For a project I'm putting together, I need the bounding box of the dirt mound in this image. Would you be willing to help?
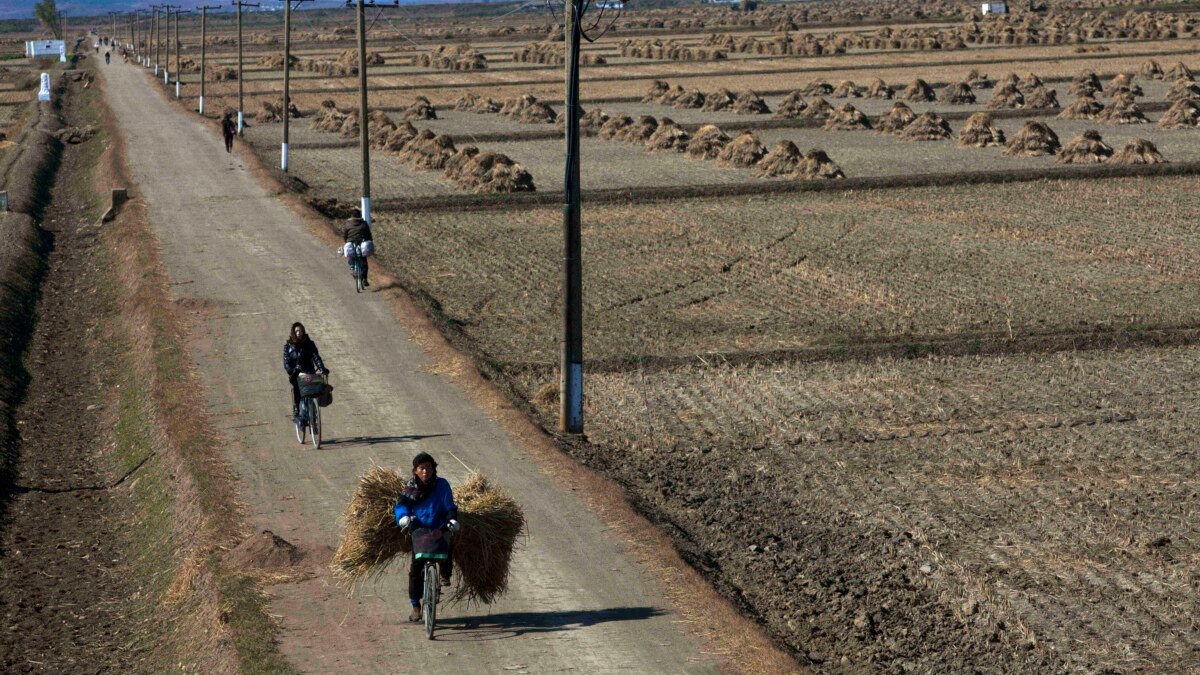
[225,530,304,571]
[701,88,738,112]
[1157,99,1200,129]
[865,78,894,99]
[450,151,536,193]
[716,130,768,167]
[1165,61,1195,82]
[402,96,437,121]
[1140,59,1164,80]
[616,115,658,144]
[733,91,770,114]
[255,99,301,123]
[902,78,936,102]
[398,129,456,169]
[797,148,845,179]
[598,115,634,140]
[1097,95,1148,124]
[798,96,834,120]
[1057,129,1113,164]
[773,92,808,118]
[1024,86,1059,109]
[801,80,834,96]
[1057,94,1103,120]
[1166,79,1200,102]
[672,89,707,109]
[876,101,916,134]
[899,112,952,141]
[824,103,872,130]
[1003,120,1061,156]
[957,112,1005,147]
[685,124,731,159]
[1069,71,1102,97]
[831,80,862,98]
[987,83,1024,109]
[645,117,690,151]
[754,140,802,177]
[942,82,975,104]
[1111,138,1166,164]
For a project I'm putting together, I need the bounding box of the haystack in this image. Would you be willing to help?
[1056,129,1112,164]
[801,80,834,95]
[1003,121,1060,156]
[957,112,1005,147]
[987,83,1024,109]
[1165,62,1195,82]
[796,149,845,179]
[1107,73,1142,98]
[1057,94,1103,120]
[798,97,834,120]
[716,130,768,167]
[1157,98,1200,129]
[773,92,808,118]
[398,129,456,169]
[701,88,738,112]
[454,93,483,112]
[598,115,634,140]
[310,100,347,132]
[672,89,707,109]
[331,468,525,605]
[555,108,610,135]
[899,112,952,141]
[966,68,995,89]
[865,78,895,99]
[684,124,731,159]
[642,80,671,103]
[1110,138,1166,164]
[381,121,418,152]
[472,98,502,114]
[1069,71,1102,97]
[453,152,536,193]
[1024,86,1059,109]
[402,96,437,121]
[1166,79,1200,102]
[617,116,658,144]
[754,140,802,177]
[1017,72,1043,92]
[255,100,300,123]
[824,103,872,130]
[1141,59,1164,80]
[442,146,480,179]
[513,100,557,124]
[733,91,770,114]
[338,110,361,138]
[831,80,862,98]
[903,78,936,102]
[645,117,691,152]
[942,81,976,104]
[876,101,916,134]
[1097,95,1148,124]
[366,110,398,148]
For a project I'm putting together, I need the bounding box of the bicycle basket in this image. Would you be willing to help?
[317,384,333,408]
[296,372,326,398]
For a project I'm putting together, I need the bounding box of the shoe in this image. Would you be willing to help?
[408,605,421,622]
[362,279,369,288]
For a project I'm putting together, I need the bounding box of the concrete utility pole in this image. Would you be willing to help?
[173,9,189,97]
[356,0,370,222]
[232,0,260,135]
[560,0,584,433]
[282,0,312,172]
[154,6,162,74]
[163,5,174,85]
[198,5,221,116]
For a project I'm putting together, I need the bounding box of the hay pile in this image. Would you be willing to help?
[1158,99,1200,129]
[1003,121,1060,156]
[381,121,418,152]
[643,80,671,103]
[1110,138,1166,165]
[865,78,894,99]
[398,129,456,169]
[1024,86,1060,108]
[1056,129,1113,164]
[402,96,437,121]
[966,68,995,89]
[672,89,707,109]
[450,152,536,193]
[1106,73,1143,98]
[733,91,770,114]
[556,108,610,136]
[942,82,975,104]
[798,97,834,120]
[616,116,658,144]
[366,111,397,148]
[454,93,482,112]
[645,117,691,151]
[876,101,916,134]
[903,78,937,102]
[337,110,361,138]
[701,88,738,112]
[1097,95,1148,124]
[987,83,1025,109]
[209,67,237,81]
[255,100,301,123]
[899,112,952,141]
[1166,79,1200,102]
[685,124,731,159]
[832,80,862,98]
[418,44,486,71]
[442,146,480,178]
[797,149,845,180]
[957,112,1005,147]
[1165,62,1195,82]
[331,468,525,605]
[311,100,348,132]
[773,92,808,118]
[1057,94,1104,120]
[516,100,557,124]
[824,103,872,130]
[1070,71,1102,97]
[801,80,834,96]
[1141,59,1164,80]
[1018,72,1043,92]
[716,130,768,167]
[598,115,634,140]
[754,140,802,177]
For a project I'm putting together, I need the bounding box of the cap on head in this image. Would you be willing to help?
[412,452,437,469]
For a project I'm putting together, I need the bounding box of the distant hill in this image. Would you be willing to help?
[0,0,519,22]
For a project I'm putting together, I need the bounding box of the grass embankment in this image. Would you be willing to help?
[81,60,297,673]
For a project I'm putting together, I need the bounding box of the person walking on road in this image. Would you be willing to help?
[221,114,237,153]
[282,322,327,419]
[342,207,374,287]
[395,452,459,623]
[104,50,110,65]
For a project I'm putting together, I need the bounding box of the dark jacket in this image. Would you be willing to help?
[221,118,236,138]
[343,217,373,245]
[283,338,325,377]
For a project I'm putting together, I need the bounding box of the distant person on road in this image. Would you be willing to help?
[342,207,373,287]
[104,50,110,65]
[394,452,459,623]
[221,114,236,153]
[283,322,327,419]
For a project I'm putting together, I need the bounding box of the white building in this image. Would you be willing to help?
[981,1,1008,14]
[26,40,66,59]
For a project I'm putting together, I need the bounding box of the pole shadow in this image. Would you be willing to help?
[320,434,449,449]
[433,606,665,642]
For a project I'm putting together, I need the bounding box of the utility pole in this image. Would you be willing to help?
[198,5,221,116]
[173,9,189,98]
[108,11,118,45]
[163,5,173,85]
[356,0,371,222]
[282,0,312,171]
[232,0,260,135]
[154,6,162,75]
[560,0,584,433]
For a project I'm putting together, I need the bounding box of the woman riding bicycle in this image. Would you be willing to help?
[395,452,459,622]
[282,322,327,419]
[342,208,374,288]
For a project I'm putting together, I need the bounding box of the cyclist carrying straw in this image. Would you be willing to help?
[395,452,459,622]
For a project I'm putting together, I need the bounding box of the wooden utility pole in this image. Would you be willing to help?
[198,5,221,115]
[282,0,312,172]
[232,0,260,134]
[560,0,584,433]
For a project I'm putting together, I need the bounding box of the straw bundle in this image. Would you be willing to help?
[617,116,658,144]
[1056,130,1113,164]
[1069,71,1102,97]
[556,108,610,136]
[998,73,1021,90]
[645,117,691,152]
[398,130,456,169]
[1166,79,1200,102]
[798,96,834,120]
[733,91,770,114]
[513,100,557,124]
[754,140,802,177]
[642,80,671,103]
[685,124,731,159]
[338,110,361,138]
[453,152,536,193]
[1106,73,1143,98]
[899,112,952,141]
[402,96,437,121]
[1057,94,1103,120]
[797,149,845,180]
[255,100,300,123]
[966,68,995,89]
[1097,95,1148,124]
[903,78,937,102]
[1140,59,1164,80]
[957,112,1005,147]
[876,101,916,134]
[310,101,348,132]
[442,146,480,179]
[1158,99,1200,129]
[381,122,418,152]
[701,88,738,112]
[942,82,976,104]
[1165,62,1195,82]
[865,78,894,99]
[331,466,414,584]
[1024,86,1059,109]
[716,130,768,167]
[801,80,834,95]
[773,92,808,118]
[455,93,481,112]
[366,111,398,149]
[831,80,862,98]
[1110,138,1166,165]
[599,115,634,140]
[1003,121,1060,156]
[824,103,872,130]
[1018,72,1043,92]
[672,89,707,109]
[987,83,1025,109]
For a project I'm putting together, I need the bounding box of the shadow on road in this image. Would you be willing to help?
[434,607,665,641]
[320,434,449,448]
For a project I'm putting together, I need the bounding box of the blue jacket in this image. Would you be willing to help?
[395,477,457,530]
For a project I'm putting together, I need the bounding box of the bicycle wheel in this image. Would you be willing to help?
[354,260,363,293]
[294,404,305,444]
[308,397,321,449]
[423,563,438,639]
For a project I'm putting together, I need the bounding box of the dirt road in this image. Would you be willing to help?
[100,60,720,672]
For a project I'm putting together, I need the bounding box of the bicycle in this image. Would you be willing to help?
[409,526,452,639]
[293,371,326,448]
[340,244,368,293]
